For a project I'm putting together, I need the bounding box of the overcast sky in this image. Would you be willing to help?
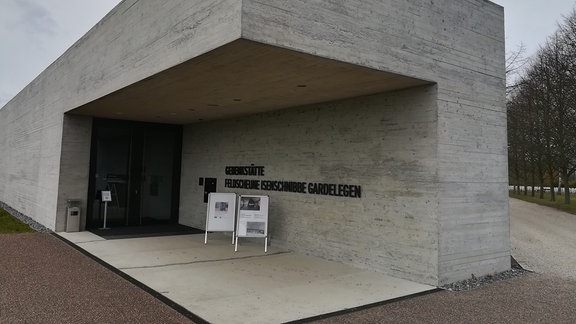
[0,0,575,107]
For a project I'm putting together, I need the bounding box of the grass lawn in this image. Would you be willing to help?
[0,208,34,233]
[509,191,576,215]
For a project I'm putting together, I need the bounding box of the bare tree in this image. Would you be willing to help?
[505,43,528,97]
[507,9,576,203]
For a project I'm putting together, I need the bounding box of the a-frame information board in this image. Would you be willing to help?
[235,195,269,252]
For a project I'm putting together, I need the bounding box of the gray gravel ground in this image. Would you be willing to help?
[441,257,526,292]
[0,233,195,323]
[309,273,576,324]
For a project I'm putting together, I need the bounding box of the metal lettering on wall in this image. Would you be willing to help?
[223,165,362,198]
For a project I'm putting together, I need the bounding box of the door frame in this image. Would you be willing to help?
[86,118,183,228]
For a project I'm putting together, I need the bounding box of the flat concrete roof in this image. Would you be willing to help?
[58,231,435,323]
[70,39,431,125]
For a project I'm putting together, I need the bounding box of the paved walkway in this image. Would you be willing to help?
[57,231,433,323]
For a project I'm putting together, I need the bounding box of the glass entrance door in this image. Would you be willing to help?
[87,119,182,228]
[140,129,177,223]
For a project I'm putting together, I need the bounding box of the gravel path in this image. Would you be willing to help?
[308,273,576,324]
[0,233,195,323]
[510,198,576,280]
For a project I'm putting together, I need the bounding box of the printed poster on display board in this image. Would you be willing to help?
[205,193,237,244]
[236,195,269,238]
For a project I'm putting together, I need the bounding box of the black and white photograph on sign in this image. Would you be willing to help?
[246,221,266,235]
[240,196,260,211]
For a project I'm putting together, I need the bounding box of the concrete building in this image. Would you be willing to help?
[0,0,508,286]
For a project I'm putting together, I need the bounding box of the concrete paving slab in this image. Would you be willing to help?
[58,231,435,323]
[58,231,106,243]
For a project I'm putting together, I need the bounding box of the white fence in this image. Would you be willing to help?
[509,185,576,194]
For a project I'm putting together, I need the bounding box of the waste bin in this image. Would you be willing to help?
[66,199,81,232]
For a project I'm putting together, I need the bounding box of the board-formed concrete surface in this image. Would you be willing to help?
[58,232,434,323]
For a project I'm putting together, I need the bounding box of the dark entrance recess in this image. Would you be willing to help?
[87,118,183,229]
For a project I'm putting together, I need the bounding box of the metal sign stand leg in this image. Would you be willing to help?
[100,201,110,230]
[205,230,236,245]
[234,236,268,252]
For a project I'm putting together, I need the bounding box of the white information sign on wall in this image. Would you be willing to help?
[101,190,112,202]
[235,195,269,252]
[205,192,237,244]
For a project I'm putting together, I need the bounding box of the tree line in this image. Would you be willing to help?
[508,10,576,203]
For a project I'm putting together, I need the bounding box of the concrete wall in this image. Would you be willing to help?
[181,86,440,285]
[0,0,242,230]
[0,88,64,229]
[55,115,93,232]
[240,0,507,285]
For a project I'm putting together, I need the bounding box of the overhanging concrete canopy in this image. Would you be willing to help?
[70,39,432,124]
